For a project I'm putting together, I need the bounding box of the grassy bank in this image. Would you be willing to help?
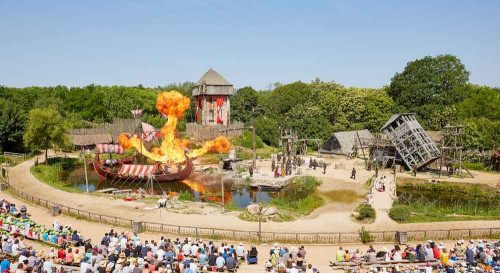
[268,176,325,216]
[30,157,84,193]
[392,178,500,223]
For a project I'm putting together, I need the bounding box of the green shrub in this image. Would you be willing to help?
[389,205,411,222]
[356,204,376,221]
[178,191,193,201]
[462,162,485,171]
[359,227,375,244]
[232,131,264,149]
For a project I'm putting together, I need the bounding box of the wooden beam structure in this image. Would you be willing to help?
[381,114,440,170]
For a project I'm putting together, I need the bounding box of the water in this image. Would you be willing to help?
[396,185,500,213]
[65,167,274,208]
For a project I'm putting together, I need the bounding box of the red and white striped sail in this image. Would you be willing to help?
[141,122,155,133]
[119,164,157,177]
[130,109,144,116]
[96,144,125,155]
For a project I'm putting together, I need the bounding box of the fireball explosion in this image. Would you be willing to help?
[119,91,230,163]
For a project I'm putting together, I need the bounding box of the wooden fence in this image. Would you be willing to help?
[186,122,245,140]
[1,166,499,244]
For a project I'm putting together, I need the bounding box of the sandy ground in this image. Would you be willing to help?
[1,190,478,271]
[4,152,500,235]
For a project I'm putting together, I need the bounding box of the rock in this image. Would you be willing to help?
[262,207,277,216]
[246,204,277,216]
[247,204,259,215]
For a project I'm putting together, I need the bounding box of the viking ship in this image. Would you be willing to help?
[93,144,193,183]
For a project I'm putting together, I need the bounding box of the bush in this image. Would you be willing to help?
[178,191,193,201]
[356,204,376,221]
[389,205,411,222]
[462,162,485,171]
[232,131,264,149]
[359,227,375,244]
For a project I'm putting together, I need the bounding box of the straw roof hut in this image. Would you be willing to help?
[320,129,373,155]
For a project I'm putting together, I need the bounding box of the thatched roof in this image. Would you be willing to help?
[69,133,112,146]
[69,118,139,145]
[192,68,234,96]
[321,129,373,155]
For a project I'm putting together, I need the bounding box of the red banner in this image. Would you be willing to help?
[216,97,223,124]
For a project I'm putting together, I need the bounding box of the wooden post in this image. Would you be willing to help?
[356,132,367,169]
[252,108,257,170]
[82,148,89,193]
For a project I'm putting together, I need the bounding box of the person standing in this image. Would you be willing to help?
[350,167,356,179]
[323,162,327,174]
[249,165,253,177]
[271,158,276,172]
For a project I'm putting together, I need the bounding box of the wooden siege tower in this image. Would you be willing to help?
[381,113,440,171]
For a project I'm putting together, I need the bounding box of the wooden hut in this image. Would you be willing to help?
[192,68,235,126]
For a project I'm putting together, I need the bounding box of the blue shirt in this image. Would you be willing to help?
[43,233,49,241]
[6,243,12,253]
[199,254,208,266]
[1,259,11,273]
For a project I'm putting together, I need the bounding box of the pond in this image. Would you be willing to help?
[396,182,500,214]
[65,167,278,208]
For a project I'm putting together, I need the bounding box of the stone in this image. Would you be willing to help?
[247,204,259,215]
[246,204,277,216]
[262,207,277,216]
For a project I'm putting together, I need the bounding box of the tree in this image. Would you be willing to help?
[389,54,470,128]
[0,100,26,152]
[230,86,260,123]
[263,81,312,122]
[285,102,333,141]
[255,116,280,147]
[24,108,66,163]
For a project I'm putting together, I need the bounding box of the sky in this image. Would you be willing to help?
[1,0,499,90]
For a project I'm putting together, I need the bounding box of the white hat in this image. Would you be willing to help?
[273,243,278,248]
[266,261,272,268]
[478,239,483,243]
[439,242,444,246]
[239,242,243,246]
[470,239,474,243]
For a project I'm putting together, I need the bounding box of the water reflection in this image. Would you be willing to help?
[65,167,272,208]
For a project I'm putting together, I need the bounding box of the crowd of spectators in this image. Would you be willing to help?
[331,239,500,273]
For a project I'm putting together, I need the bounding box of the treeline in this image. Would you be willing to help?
[0,54,499,154]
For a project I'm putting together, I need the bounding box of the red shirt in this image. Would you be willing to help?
[433,248,440,259]
[58,249,66,259]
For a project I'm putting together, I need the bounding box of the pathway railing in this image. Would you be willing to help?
[1,166,499,244]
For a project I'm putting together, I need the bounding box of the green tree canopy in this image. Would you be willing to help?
[263,81,312,122]
[230,86,260,124]
[24,108,67,163]
[0,99,26,152]
[389,54,470,129]
[255,116,280,147]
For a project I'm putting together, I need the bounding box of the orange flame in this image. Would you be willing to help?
[119,90,231,163]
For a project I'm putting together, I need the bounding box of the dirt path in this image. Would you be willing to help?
[5,153,500,235]
[0,190,472,270]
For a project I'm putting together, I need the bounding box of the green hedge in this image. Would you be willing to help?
[389,205,411,222]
